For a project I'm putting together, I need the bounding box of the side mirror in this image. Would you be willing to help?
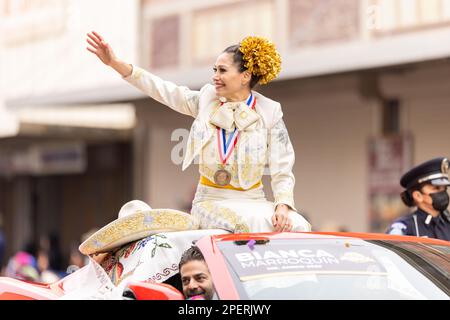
[123,281,184,300]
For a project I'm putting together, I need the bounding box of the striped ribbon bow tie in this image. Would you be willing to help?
[209,102,260,132]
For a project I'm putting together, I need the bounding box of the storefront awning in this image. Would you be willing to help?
[0,103,136,139]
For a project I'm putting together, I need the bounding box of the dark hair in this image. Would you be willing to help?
[401,183,427,207]
[223,45,261,89]
[47,233,63,270]
[179,246,205,270]
[23,241,37,257]
[400,190,414,207]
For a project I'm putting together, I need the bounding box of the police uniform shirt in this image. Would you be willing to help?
[387,208,450,241]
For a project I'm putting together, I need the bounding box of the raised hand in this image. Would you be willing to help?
[86,31,117,66]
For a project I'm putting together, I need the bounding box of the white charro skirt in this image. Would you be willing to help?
[191,184,311,233]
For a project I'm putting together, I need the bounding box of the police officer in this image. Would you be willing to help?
[387,157,450,240]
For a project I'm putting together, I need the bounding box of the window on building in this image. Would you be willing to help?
[382,98,400,135]
[370,0,450,33]
[0,0,66,46]
[289,0,360,46]
[150,15,180,69]
[191,0,275,64]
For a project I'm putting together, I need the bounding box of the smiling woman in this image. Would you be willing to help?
[86,31,311,234]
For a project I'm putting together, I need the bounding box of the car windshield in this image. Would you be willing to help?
[217,238,449,300]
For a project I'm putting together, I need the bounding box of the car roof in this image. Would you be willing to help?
[210,231,450,246]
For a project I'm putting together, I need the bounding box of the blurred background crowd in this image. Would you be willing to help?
[1,0,450,282]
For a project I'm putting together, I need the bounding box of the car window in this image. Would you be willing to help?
[217,239,449,300]
[394,242,450,276]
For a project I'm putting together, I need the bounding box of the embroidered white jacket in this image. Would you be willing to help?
[124,66,297,211]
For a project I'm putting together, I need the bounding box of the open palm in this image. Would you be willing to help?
[86,31,116,66]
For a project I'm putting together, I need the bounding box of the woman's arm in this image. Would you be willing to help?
[268,118,297,212]
[86,31,200,118]
[268,117,297,232]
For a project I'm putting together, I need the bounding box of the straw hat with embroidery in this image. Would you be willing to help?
[79,200,197,255]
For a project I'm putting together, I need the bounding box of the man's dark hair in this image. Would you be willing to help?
[223,45,261,89]
[179,246,205,270]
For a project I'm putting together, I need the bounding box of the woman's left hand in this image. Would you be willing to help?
[272,204,292,232]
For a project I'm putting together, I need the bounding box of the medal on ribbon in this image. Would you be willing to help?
[214,94,256,186]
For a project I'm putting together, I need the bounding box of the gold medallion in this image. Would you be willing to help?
[214,169,231,186]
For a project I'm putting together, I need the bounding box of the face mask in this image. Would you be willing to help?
[429,191,449,212]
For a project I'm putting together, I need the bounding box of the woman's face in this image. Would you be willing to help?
[213,52,250,101]
[413,184,448,213]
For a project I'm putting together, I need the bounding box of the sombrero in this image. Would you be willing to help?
[79,200,197,255]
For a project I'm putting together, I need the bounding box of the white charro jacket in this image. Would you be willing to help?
[124,66,297,211]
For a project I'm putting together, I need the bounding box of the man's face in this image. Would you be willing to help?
[180,260,215,300]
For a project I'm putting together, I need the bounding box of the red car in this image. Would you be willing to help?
[1,231,449,300]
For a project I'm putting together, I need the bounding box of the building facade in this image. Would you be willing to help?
[133,0,450,232]
[0,0,140,265]
[1,0,450,267]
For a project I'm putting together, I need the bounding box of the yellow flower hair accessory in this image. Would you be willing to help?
[239,36,281,85]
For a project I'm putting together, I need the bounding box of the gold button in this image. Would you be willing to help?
[240,111,248,119]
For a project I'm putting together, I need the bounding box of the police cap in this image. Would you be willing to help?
[400,157,450,190]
